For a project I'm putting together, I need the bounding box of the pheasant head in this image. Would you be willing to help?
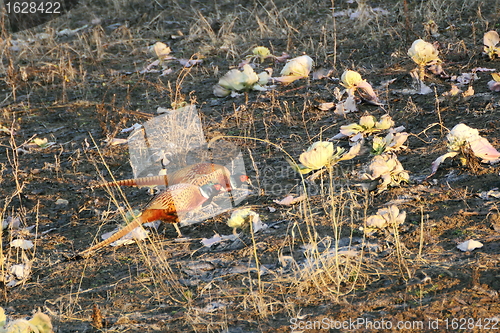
[199,183,224,198]
[229,173,252,190]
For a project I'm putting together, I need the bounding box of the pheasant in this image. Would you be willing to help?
[78,183,222,257]
[91,162,250,191]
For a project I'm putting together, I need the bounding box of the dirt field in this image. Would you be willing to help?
[0,0,499,331]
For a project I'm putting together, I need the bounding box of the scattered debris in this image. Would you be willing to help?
[457,239,483,252]
[10,239,34,250]
[55,199,69,206]
[273,194,307,206]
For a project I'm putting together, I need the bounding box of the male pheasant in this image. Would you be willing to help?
[91,162,249,191]
[78,183,222,257]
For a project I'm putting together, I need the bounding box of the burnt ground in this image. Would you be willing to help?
[0,0,499,332]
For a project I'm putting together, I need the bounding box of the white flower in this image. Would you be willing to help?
[359,115,376,129]
[340,70,380,104]
[150,42,172,60]
[252,46,272,62]
[484,31,500,59]
[337,114,395,141]
[366,205,406,229]
[227,208,257,229]
[341,70,363,88]
[299,141,335,170]
[280,55,314,77]
[339,122,366,138]
[214,64,266,97]
[375,114,394,130]
[254,68,273,91]
[408,39,441,67]
[227,208,266,234]
[221,64,259,91]
[372,131,408,155]
[291,141,360,174]
[429,123,500,178]
[446,123,481,152]
[213,84,231,97]
[362,153,409,193]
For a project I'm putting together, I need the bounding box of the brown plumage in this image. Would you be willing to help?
[78,183,221,257]
[91,162,247,191]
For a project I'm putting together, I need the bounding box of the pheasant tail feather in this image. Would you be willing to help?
[90,175,169,189]
[78,214,147,257]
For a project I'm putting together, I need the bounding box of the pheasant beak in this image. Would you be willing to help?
[229,174,254,190]
[213,183,224,192]
[240,174,254,189]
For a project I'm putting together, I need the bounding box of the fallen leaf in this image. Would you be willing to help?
[451,73,478,86]
[27,138,56,149]
[418,81,433,94]
[273,75,305,84]
[339,141,362,161]
[10,239,34,250]
[160,68,173,76]
[106,138,128,146]
[312,68,334,80]
[200,233,238,247]
[10,264,30,280]
[139,60,160,73]
[178,58,203,67]
[469,137,500,163]
[479,189,500,200]
[198,302,227,313]
[252,214,267,232]
[57,25,88,36]
[457,239,483,252]
[0,125,12,135]
[317,102,335,111]
[274,52,290,62]
[488,79,500,92]
[2,216,21,230]
[471,67,496,72]
[462,86,474,97]
[55,199,69,206]
[334,96,358,115]
[442,85,461,97]
[121,123,142,133]
[427,151,459,179]
[273,194,307,205]
[151,42,172,60]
